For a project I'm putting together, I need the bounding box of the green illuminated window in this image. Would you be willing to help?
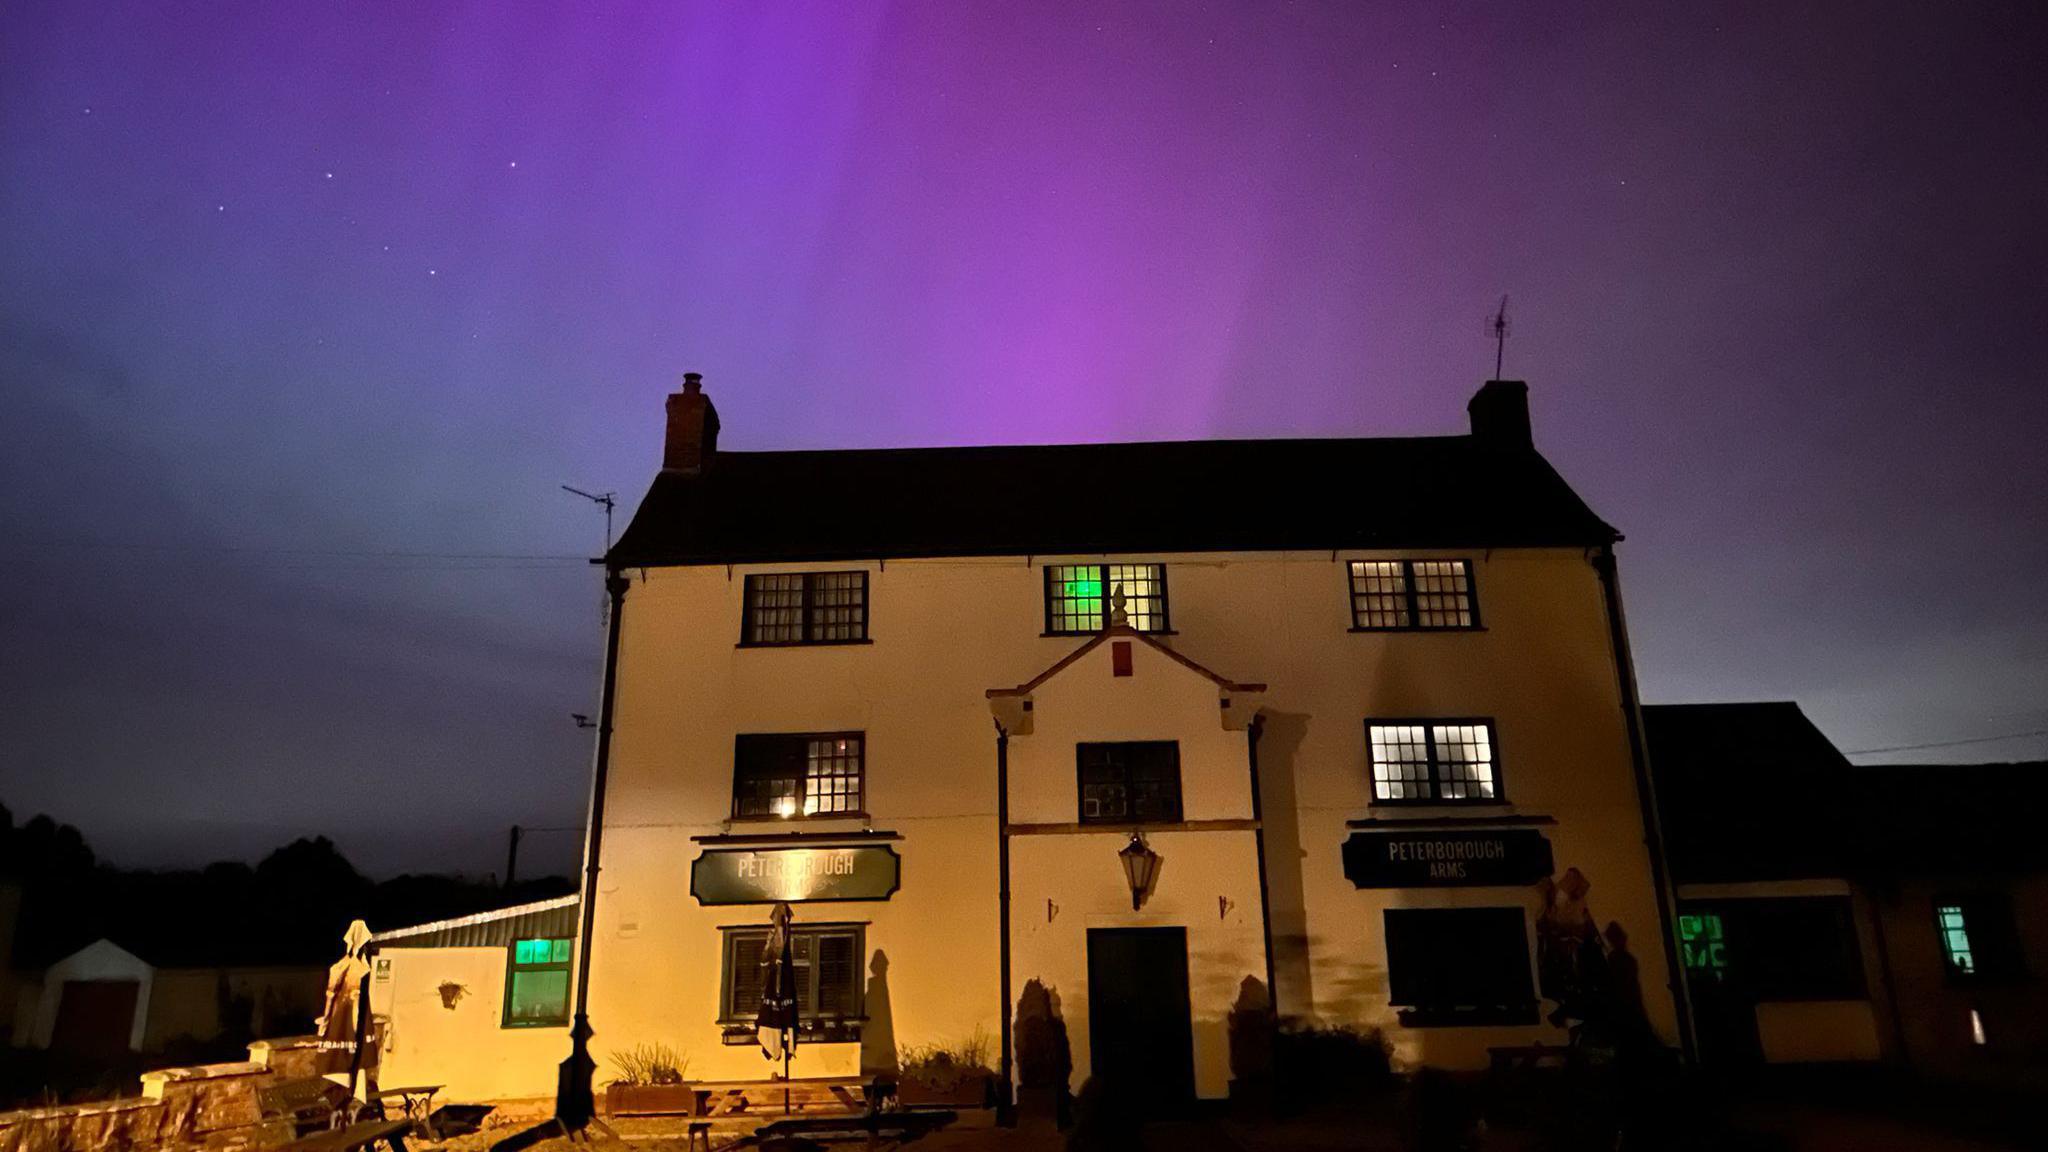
[504,937,573,1027]
[1678,913,1728,977]
[1937,905,1975,976]
[1044,564,1168,634]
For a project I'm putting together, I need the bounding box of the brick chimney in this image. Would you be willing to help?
[1467,379,1531,449]
[663,372,720,474]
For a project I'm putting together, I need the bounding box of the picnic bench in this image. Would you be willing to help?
[689,1076,872,1118]
[256,1077,410,1152]
[724,1106,957,1149]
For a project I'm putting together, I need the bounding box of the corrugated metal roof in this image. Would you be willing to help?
[370,895,579,951]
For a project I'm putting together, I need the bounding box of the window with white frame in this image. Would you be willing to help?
[1367,721,1501,802]
[1044,564,1169,633]
[1347,560,1478,630]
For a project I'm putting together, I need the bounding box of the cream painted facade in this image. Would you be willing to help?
[373,543,1678,1100]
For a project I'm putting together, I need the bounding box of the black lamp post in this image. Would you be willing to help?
[1118,834,1160,911]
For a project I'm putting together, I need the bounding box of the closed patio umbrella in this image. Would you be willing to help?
[756,902,800,1102]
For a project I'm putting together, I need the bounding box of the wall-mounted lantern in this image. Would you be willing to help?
[1119,834,1160,911]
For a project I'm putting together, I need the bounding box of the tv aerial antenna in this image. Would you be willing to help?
[560,485,617,554]
[1486,296,1512,380]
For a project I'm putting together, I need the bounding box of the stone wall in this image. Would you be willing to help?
[0,1037,324,1152]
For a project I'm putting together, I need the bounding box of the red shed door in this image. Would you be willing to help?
[50,979,140,1059]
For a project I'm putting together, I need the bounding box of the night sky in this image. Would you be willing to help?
[3,3,2043,876]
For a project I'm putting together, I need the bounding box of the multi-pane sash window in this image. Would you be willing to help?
[1347,560,1478,630]
[1077,741,1184,823]
[719,925,864,1033]
[1367,721,1501,802]
[733,733,865,819]
[1045,564,1169,634]
[503,937,572,1027]
[742,571,869,645]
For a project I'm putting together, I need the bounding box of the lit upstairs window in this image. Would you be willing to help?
[1347,559,1479,630]
[1044,564,1169,634]
[1937,904,1976,976]
[733,733,865,820]
[1367,721,1501,803]
[741,571,869,645]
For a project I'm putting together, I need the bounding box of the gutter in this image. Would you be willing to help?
[1591,546,1697,1062]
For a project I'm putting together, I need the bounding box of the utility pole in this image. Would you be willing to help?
[504,825,522,888]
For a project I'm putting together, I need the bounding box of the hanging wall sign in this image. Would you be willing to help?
[1342,829,1553,888]
[690,846,901,905]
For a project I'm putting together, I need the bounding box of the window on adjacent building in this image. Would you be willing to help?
[719,925,864,1041]
[1935,894,2025,981]
[1678,912,1729,979]
[1701,897,1865,1001]
[1347,560,1478,630]
[741,571,869,645]
[1077,741,1183,824]
[1383,908,1536,1026]
[733,733,865,819]
[1044,564,1169,634]
[503,937,572,1027]
[1366,721,1501,803]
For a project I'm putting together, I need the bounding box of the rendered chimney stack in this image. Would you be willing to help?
[663,371,720,474]
[1467,379,1532,449]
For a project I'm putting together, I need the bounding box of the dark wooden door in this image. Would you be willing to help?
[1086,927,1195,1113]
[50,979,140,1059]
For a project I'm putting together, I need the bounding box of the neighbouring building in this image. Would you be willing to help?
[373,374,1685,1105]
[1646,702,2048,1089]
[9,937,323,1059]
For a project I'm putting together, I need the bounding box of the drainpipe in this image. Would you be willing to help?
[1246,714,1278,1013]
[1591,546,1697,1063]
[994,720,1015,1126]
[542,571,630,1143]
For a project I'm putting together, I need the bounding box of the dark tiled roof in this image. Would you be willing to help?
[1644,702,2048,882]
[608,436,1618,567]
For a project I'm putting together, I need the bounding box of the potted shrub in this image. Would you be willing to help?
[897,1030,996,1108]
[603,1043,695,1116]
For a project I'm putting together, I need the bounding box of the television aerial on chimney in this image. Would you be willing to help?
[1486,295,1512,380]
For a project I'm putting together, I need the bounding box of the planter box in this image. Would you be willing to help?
[604,1083,697,1117]
[899,1072,993,1109]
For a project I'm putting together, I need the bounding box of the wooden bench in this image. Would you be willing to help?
[689,1076,870,1118]
[732,1107,957,1149]
[278,1118,412,1152]
[257,1077,410,1152]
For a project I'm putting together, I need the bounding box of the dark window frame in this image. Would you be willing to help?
[1043,563,1173,636]
[739,571,871,647]
[731,732,867,821]
[1365,718,1506,805]
[1346,558,1482,632]
[501,936,573,1029]
[1383,907,1537,1027]
[716,922,866,1042]
[1076,741,1185,825]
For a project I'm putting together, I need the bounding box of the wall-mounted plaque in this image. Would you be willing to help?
[690,845,901,905]
[1342,829,1553,888]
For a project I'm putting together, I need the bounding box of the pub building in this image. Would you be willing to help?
[365,374,1685,1105]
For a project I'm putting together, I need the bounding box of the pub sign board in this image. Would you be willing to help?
[690,846,901,905]
[1342,829,1553,888]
